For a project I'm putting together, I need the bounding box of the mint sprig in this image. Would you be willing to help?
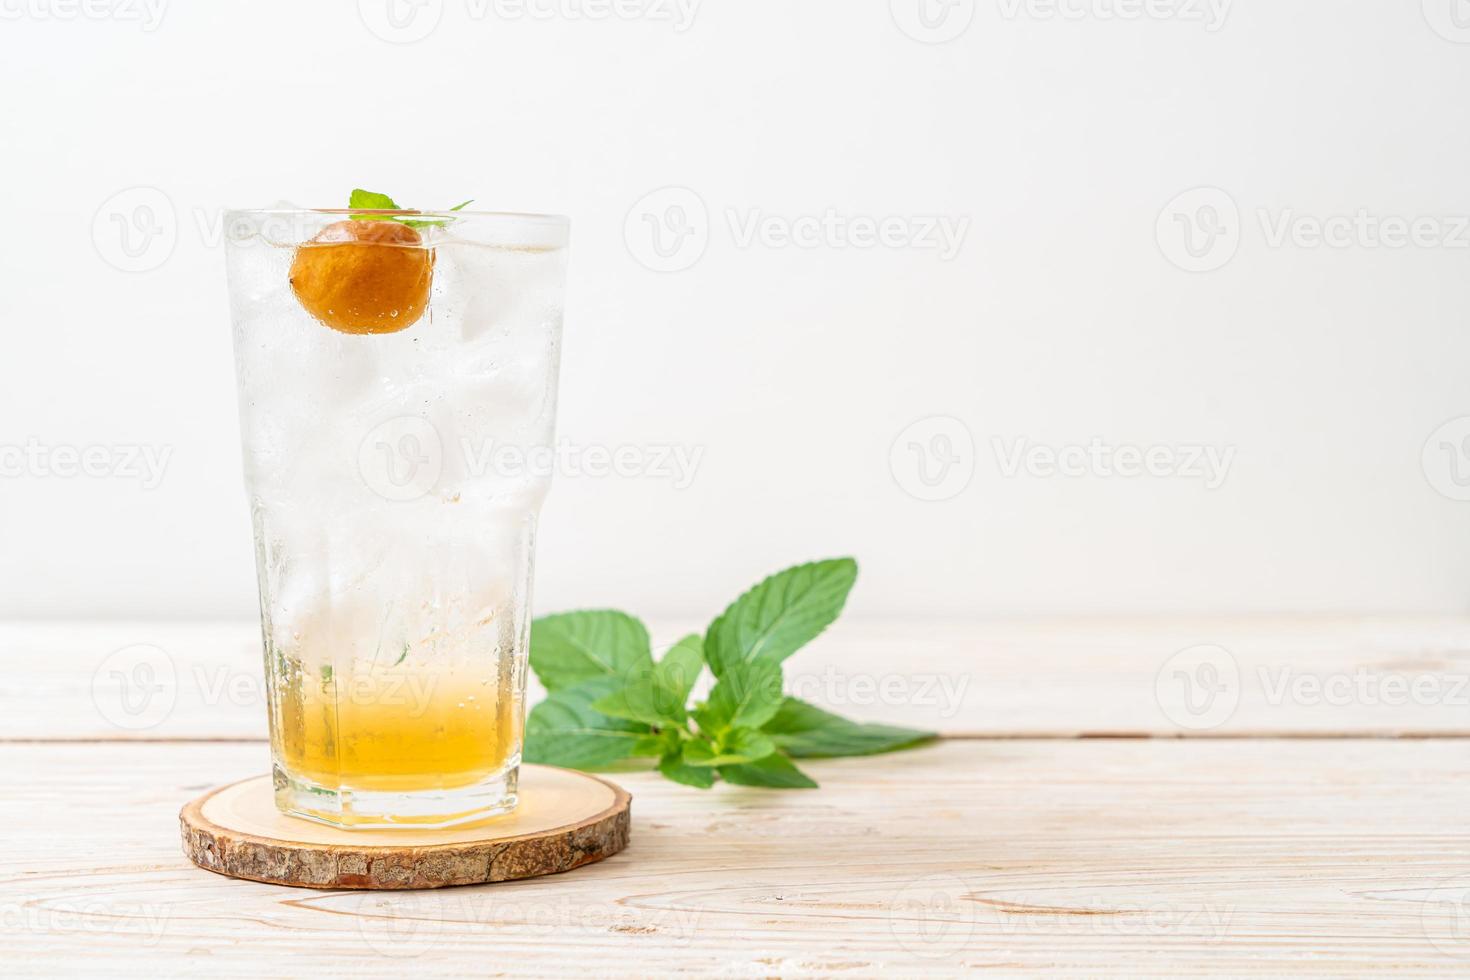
[347,188,473,229]
[523,559,937,789]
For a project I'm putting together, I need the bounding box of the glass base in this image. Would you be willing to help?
[272,764,519,830]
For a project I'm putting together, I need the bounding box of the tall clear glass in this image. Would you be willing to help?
[223,208,568,829]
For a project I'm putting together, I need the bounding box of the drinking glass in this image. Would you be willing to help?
[223,207,568,828]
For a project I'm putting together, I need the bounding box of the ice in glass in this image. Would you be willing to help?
[223,207,568,828]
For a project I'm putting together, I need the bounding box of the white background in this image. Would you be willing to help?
[2,0,1469,620]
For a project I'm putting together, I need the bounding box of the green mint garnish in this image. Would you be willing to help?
[523,558,937,790]
[347,188,474,229]
[348,188,399,213]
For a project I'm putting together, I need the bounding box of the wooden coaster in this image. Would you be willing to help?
[180,765,630,890]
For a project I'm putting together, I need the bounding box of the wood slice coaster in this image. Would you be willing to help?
[180,765,630,890]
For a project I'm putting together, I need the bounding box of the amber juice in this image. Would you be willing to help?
[255,561,537,828]
[273,661,520,794]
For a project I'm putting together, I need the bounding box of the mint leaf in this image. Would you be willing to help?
[658,633,704,704]
[530,610,653,691]
[348,189,406,222]
[682,726,776,768]
[593,633,704,727]
[523,556,934,792]
[763,697,936,758]
[349,189,473,228]
[681,738,750,768]
[680,737,723,767]
[630,729,680,758]
[705,558,858,677]
[720,752,819,789]
[523,677,650,769]
[349,188,399,212]
[593,678,679,728]
[724,726,776,760]
[695,659,783,734]
[659,749,715,788]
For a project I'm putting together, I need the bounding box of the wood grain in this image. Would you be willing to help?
[180,768,630,890]
[7,738,1470,976]
[12,618,1470,976]
[11,616,1470,741]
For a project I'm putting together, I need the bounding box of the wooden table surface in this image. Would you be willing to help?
[7,617,1470,976]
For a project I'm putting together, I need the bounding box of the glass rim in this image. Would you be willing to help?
[225,207,569,226]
